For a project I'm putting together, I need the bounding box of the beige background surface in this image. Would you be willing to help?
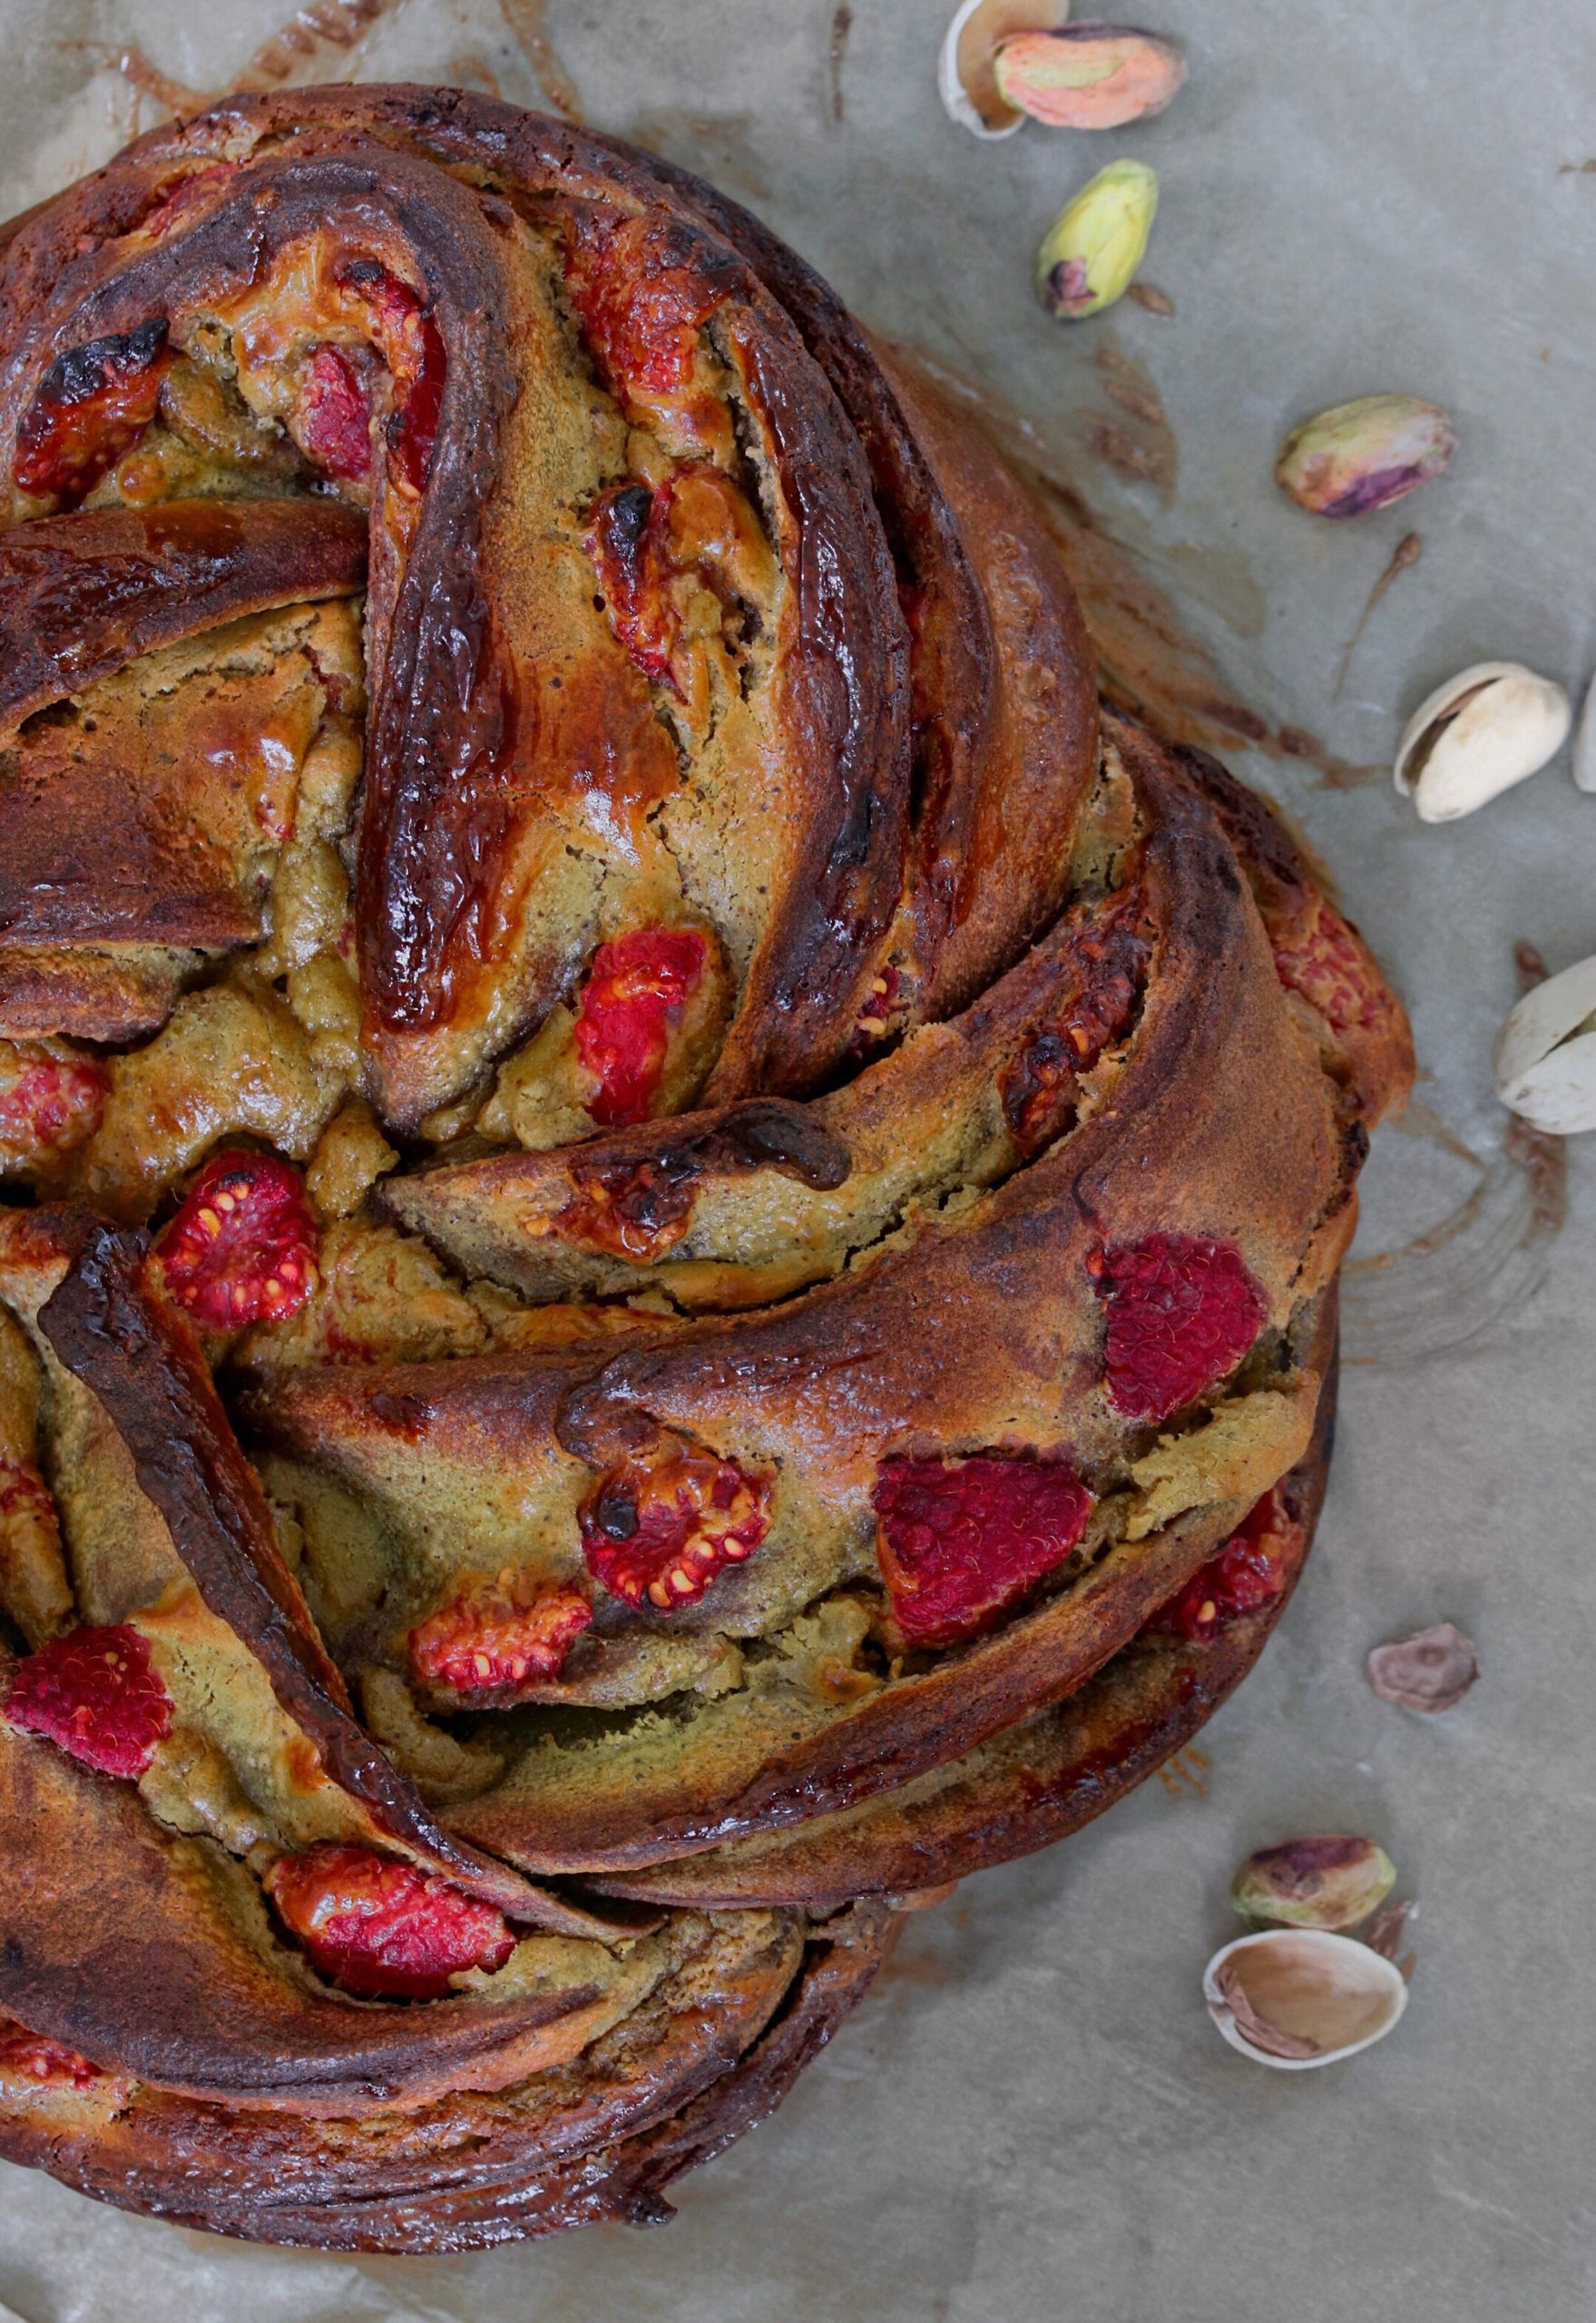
[1,2,1592,2316]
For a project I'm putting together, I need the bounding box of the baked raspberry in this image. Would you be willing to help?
[573,927,710,1127]
[333,259,446,495]
[582,1439,770,1611]
[555,1152,700,1260]
[138,162,236,240]
[1269,893,1389,1036]
[297,345,374,483]
[4,1623,173,1779]
[408,1575,592,1694]
[563,213,727,404]
[872,1453,1094,1648]
[0,1457,54,1528]
[0,1046,108,1165]
[852,962,904,1054]
[264,1842,515,1998]
[154,1149,318,1331]
[1092,1230,1268,1422]
[1146,1489,1289,1642]
[13,319,170,505]
[0,2018,103,2088]
[1002,898,1150,1150]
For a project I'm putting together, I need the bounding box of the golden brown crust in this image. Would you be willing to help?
[0,89,1412,2255]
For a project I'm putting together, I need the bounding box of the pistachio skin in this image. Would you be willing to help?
[1230,1834,1396,1932]
[993,25,1186,130]
[1274,394,1456,518]
[1036,160,1159,321]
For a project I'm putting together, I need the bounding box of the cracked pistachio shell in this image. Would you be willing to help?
[940,0,1070,138]
[1494,956,1596,1133]
[1274,394,1455,518]
[1036,160,1158,320]
[1394,662,1571,821]
[1231,1835,1396,1932]
[993,25,1187,128]
[1573,676,1596,792]
[1204,1929,1407,2071]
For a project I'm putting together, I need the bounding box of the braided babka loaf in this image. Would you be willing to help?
[0,88,1412,2251]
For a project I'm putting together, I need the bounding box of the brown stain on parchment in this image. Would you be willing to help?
[100,0,405,122]
[497,0,585,123]
[1342,943,1567,1363]
[1082,338,1178,505]
[828,2,854,124]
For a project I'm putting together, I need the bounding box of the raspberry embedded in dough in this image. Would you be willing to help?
[154,1149,319,1332]
[873,1454,1094,1648]
[4,1623,173,1779]
[264,1842,515,1998]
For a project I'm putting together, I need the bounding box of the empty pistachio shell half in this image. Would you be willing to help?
[1231,1835,1396,1933]
[1394,662,1571,821]
[1274,394,1455,518]
[1203,1929,1407,2071]
[940,0,1071,137]
[1036,159,1158,320]
[993,25,1186,129]
[1573,677,1596,792]
[1494,955,1596,1133]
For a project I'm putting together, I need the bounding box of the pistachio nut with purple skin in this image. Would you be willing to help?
[1274,394,1456,517]
[1230,1834,1396,1932]
[1036,160,1159,320]
[994,25,1188,130]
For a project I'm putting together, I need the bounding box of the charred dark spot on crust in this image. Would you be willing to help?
[713,1102,851,1188]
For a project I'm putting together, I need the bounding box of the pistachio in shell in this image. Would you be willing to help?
[1394,662,1571,822]
[993,24,1186,128]
[1204,1929,1407,2071]
[1231,1834,1395,1932]
[1274,393,1455,518]
[939,0,1071,138]
[1036,159,1158,320]
[1366,1621,1482,1710]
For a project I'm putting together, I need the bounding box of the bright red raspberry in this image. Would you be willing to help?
[154,1149,318,1331]
[408,1575,592,1694]
[296,345,374,483]
[872,1453,1094,1648]
[1092,1231,1268,1423]
[1269,893,1390,1037]
[13,319,170,505]
[563,213,726,405]
[0,2018,103,2088]
[333,259,446,495]
[1001,897,1150,1150]
[0,1046,108,1165]
[1147,1489,1290,1642]
[573,926,709,1127]
[581,1439,770,1611]
[4,1623,172,1779]
[264,1843,514,1998]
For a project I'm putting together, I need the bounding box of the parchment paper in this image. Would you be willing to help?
[2,2,1592,2317]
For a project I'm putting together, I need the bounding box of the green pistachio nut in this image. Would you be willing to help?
[1274,394,1456,517]
[1231,1835,1397,1932]
[1035,160,1159,321]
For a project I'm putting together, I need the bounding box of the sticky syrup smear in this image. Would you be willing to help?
[497,0,586,123]
[828,3,854,124]
[1157,1745,1210,1799]
[1342,942,1568,1365]
[1334,530,1421,700]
